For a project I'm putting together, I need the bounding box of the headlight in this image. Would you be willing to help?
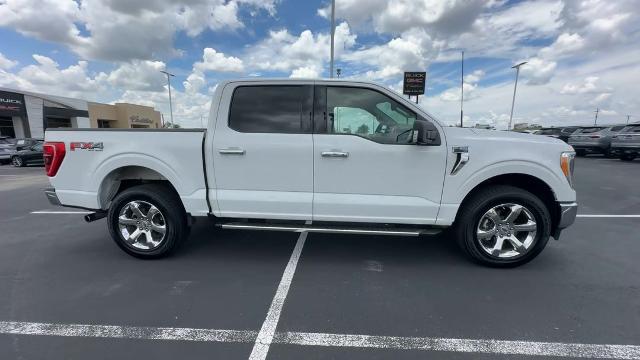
[560,151,575,188]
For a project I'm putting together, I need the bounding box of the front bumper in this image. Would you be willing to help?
[44,188,62,206]
[558,202,578,229]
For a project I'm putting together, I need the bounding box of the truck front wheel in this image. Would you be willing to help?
[454,185,551,267]
[107,184,188,259]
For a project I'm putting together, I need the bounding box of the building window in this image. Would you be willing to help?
[45,117,72,128]
[0,117,15,137]
[97,119,111,128]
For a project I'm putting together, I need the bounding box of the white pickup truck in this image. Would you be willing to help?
[43,79,577,267]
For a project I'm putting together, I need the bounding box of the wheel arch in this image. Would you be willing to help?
[98,165,181,210]
[456,173,560,232]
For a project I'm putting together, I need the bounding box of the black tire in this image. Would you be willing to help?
[107,183,188,259]
[11,156,25,167]
[454,185,551,268]
[620,154,636,161]
[575,149,586,157]
[603,148,614,158]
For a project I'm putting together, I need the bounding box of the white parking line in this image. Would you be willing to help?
[249,231,308,360]
[577,215,640,218]
[0,321,256,343]
[30,210,92,214]
[276,332,640,359]
[2,321,639,359]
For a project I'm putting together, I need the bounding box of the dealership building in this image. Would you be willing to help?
[0,88,162,139]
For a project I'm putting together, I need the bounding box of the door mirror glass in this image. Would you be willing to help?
[412,120,441,146]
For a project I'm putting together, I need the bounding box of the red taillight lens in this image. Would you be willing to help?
[589,135,601,138]
[43,142,66,177]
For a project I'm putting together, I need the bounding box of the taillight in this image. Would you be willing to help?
[43,142,66,177]
[589,135,601,139]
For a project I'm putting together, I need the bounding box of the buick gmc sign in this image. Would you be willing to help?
[0,91,26,117]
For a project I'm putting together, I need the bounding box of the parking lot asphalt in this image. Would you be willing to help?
[0,157,639,359]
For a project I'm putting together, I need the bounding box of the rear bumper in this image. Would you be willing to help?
[0,154,10,160]
[44,188,62,206]
[558,202,578,229]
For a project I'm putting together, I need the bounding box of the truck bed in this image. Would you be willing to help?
[44,128,210,216]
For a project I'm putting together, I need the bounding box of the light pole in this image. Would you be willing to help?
[329,0,335,78]
[160,70,175,127]
[460,50,464,127]
[508,61,527,131]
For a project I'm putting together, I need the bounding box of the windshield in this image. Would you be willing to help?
[538,128,561,135]
[621,125,640,133]
[575,127,605,134]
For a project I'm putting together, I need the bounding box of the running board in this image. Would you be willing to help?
[218,223,442,236]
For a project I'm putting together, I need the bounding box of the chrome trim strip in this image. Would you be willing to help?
[218,148,246,155]
[321,151,349,158]
[220,224,421,236]
[558,202,578,229]
[451,146,469,175]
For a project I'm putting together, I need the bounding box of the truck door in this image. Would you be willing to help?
[212,83,314,220]
[312,84,447,224]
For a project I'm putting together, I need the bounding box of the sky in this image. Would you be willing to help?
[0,0,638,129]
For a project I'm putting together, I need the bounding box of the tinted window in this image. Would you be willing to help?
[325,87,416,144]
[229,86,307,133]
[610,126,625,132]
[538,128,561,135]
[621,125,640,133]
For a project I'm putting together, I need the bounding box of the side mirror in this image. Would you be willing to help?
[412,120,441,146]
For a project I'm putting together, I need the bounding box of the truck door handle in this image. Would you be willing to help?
[218,148,245,155]
[321,151,349,158]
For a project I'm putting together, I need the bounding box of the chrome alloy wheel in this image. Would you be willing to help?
[12,157,22,167]
[118,200,166,250]
[476,203,537,259]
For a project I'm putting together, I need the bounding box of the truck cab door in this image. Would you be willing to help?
[312,84,447,224]
[211,83,314,220]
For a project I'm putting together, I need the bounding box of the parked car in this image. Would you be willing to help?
[42,79,577,267]
[11,141,44,167]
[536,127,582,143]
[0,136,17,165]
[611,124,640,161]
[558,126,581,142]
[568,125,625,157]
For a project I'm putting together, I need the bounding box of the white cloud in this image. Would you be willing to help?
[345,28,436,80]
[0,52,17,70]
[194,48,244,73]
[519,57,556,85]
[290,65,321,78]
[246,22,356,75]
[107,60,167,92]
[0,0,280,62]
[560,77,602,95]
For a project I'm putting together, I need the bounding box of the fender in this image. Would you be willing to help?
[449,159,569,204]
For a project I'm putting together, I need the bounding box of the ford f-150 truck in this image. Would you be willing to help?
[43,79,577,267]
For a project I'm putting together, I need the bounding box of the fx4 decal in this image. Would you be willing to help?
[70,142,104,151]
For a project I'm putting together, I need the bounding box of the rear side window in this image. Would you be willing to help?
[610,126,625,132]
[229,86,309,133]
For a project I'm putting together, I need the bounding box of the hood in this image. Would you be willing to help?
[443,127,573,149]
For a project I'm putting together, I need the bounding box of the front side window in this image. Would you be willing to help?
[229,86,307,133]
[326,87,416,144]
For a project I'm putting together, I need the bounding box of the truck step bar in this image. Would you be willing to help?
[217,222,442,236]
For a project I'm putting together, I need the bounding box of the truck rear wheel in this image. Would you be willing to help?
[454,185,551,268]
[107,184,188,259]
